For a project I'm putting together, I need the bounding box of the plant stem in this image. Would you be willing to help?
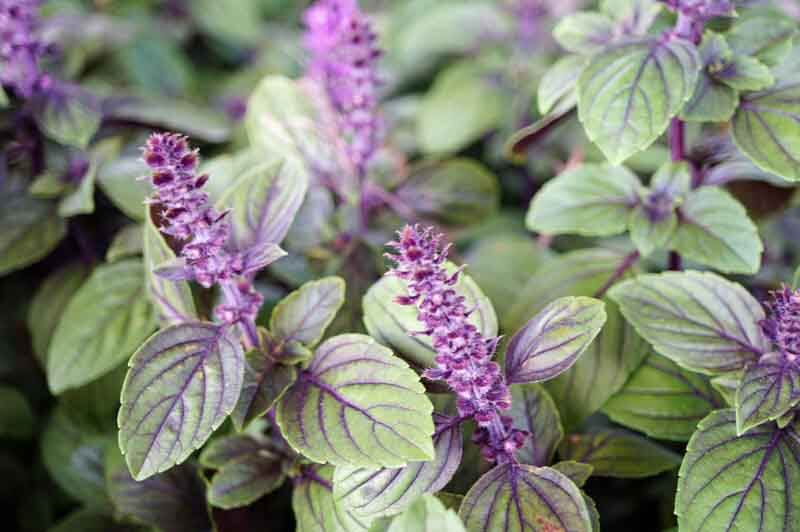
[595,250,640,298]
[669,118,685,162]
[668,251,683,271]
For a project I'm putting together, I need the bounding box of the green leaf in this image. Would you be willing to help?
[680,31,738,122]
[609,271,769,374]
[599,0,662,36]
[190,0,262,46]
[735,354,800,435]
[551,461,594,488]
[459,464,593,532]
[553,12,615,55]
[106,225,143,263]
[538,55,585,115]
[558,429,681,478]
[28,263,88,365]
[418,61,505,155]
[59,138,122,218]
[106,448,212,532]
[507,384,564,467]
[0,386,35,440]
[47,260,156,393]
[207,451,285,509]
[118,323,245,480]
[293,465,372,532]
[578,38,700,164]
[710,372,741,406]
[525,163,640,236]
[34,90,101,149]
[397,159,500,226]
[505,296,607,384]
[47,509,141,532]
[97,154,151,221]
[732,78,800,181]
[717,55,774,92]
[676,409,800,531]
[0,194,66,275]
[270,277,346,348]
[603,353,724,441]
[334,414,463,518]
[109,96,231,143]
[726,12,797,67]
[61,364,128,434]
[628,205,677,257]
[277,334,435,468]
[364,263,497,369]
[230,348,298,431]
[672,187,763,273]
[199,434,265,469]
[374,495,466,532]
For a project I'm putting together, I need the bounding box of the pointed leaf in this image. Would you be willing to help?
[230,348,297,431]
[736,354,800,434]
[0,194,66,275]
[628,205,677,257]
[507,384,564,466]
[553,12,615,55]
[277,334,435,468]
[551,461,593,488]
[334,414,463,518]
[118,322,245,480]
[726,13,797,67]
[293,466,372,532]
[680,31,738,123]
[47,260,156,393]
[200,434,265,469]
[525,163,640,237]
[207,451,285,509]
[676,409,800,531]
[609,271,768,374]
[458,464,593,532]
[505,296,607,384]
[559,429,681,478]
[717,55,774,92]
[34,89,101,149]
[270,277,346,348]
[578,38,700,163]
[538,55,585,115]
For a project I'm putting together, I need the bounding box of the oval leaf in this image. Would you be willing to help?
[505,296,607,384]
[333,414,463,518]
[293,465,371,532]
[276,334,435,468]
[507,384,564,467]
[0,194,66,276]
[676,409,800,531]
[118,322,245,480]
[736,354,800,435]
[47,260,156,394]
[578,38,700,164]
[207,452,285,509]
[609,271,769,374]
[458,464,593,532]
[270,277,346,348]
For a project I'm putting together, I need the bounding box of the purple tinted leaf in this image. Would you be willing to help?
[270,277,346,347]
[551,461,593,488]
[293,465,371,532]
[276,334,435,468]
[609,271,769,374]
[735,353,800,434]
[230,348,298,431]
[199,434,266,469]
[677,409,800,531]
[507,383,564,466]
[118,322,244,480]
[458,464,593,532]
[207,451,285,509]
[240,242,287,274]
[153,258,194,281]
[333,414,463,518]
[506,296,606,384]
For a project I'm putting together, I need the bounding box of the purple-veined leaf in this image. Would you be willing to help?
[505,296,606,384]
[106,447,212,532]
[553,12,615,55]
[206,450,285,509]
[558,429,680,478]
[538,55,584,116]
[199,434,266,469]
[507,383,563,467]
[609,271,769,374]
[230,347,297,431]
[270,277,346,348]
[240,242,287,274]
[458,464,593,532]
[293,465,372,532]
[117,322,244,480]
[276,334,435,468]
[333,414,463,518]
[551,461,593,487]
[676,409,800,531]
[735,353,800,435]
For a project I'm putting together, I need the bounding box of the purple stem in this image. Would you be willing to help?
[594,250,641,298]
[668,251,683,271]
[220,280,259,350]
[669,118,685,162]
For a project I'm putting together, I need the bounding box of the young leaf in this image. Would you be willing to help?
[609,271,769,374]
[47,260,156,393]
[735,354,800,435]
[143,212,197,325]
[551,461,594,488]
[333,414,463,518]
[558,429,681,478]
[525,163,640,237]
[270,277,346,348]
[726,13,797,67]
[679,31,738,123]
[676,409,800,531]
[293,466,371,532]
[505,296,607,384]
[372,495,466,532]
[0,194,66,275]
[603,353,724,441]
[118,322,245,480]
[276,334,435,468]
[507,384,564,467]
[364,264,497,369]
[106,448,212,532]
[538,55,585,115]
[199,434,266,469]
[207,451,285,509]
[230,348,298,431]
[553,12,615,55]
[458,464,593,532]
[578,38,700,164]
[628,205,677,257]
[0,386,35,440]
[716,55,774,92]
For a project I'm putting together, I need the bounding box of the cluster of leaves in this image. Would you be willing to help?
[2,1,800,532]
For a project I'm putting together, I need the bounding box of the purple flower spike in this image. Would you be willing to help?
[386,225,528,464]
[0,0,50,98]
[303,0,382,177]
[761,286,800,361]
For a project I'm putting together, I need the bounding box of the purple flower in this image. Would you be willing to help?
[761,286,800,361]
[0,0,51,98]
[387,225,528,464]
[303,0,382,177]
[663,0,734,43]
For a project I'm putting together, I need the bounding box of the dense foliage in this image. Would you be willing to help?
[2,1,800,531]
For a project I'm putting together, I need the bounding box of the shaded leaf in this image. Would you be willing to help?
[34,89,101,149]
[293,465,371,532]
[0,386,35,440]
[200,434,265,469]
[231,348,298,431]
[551,461,594,488]
[270,277,346,348]
[0,194,66,275]
[97,154,151,221]
[507,384,564,467]
[109,96,231,143]
[106,225,143,263]
[736,353,800,434]
[207,451,285,509]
